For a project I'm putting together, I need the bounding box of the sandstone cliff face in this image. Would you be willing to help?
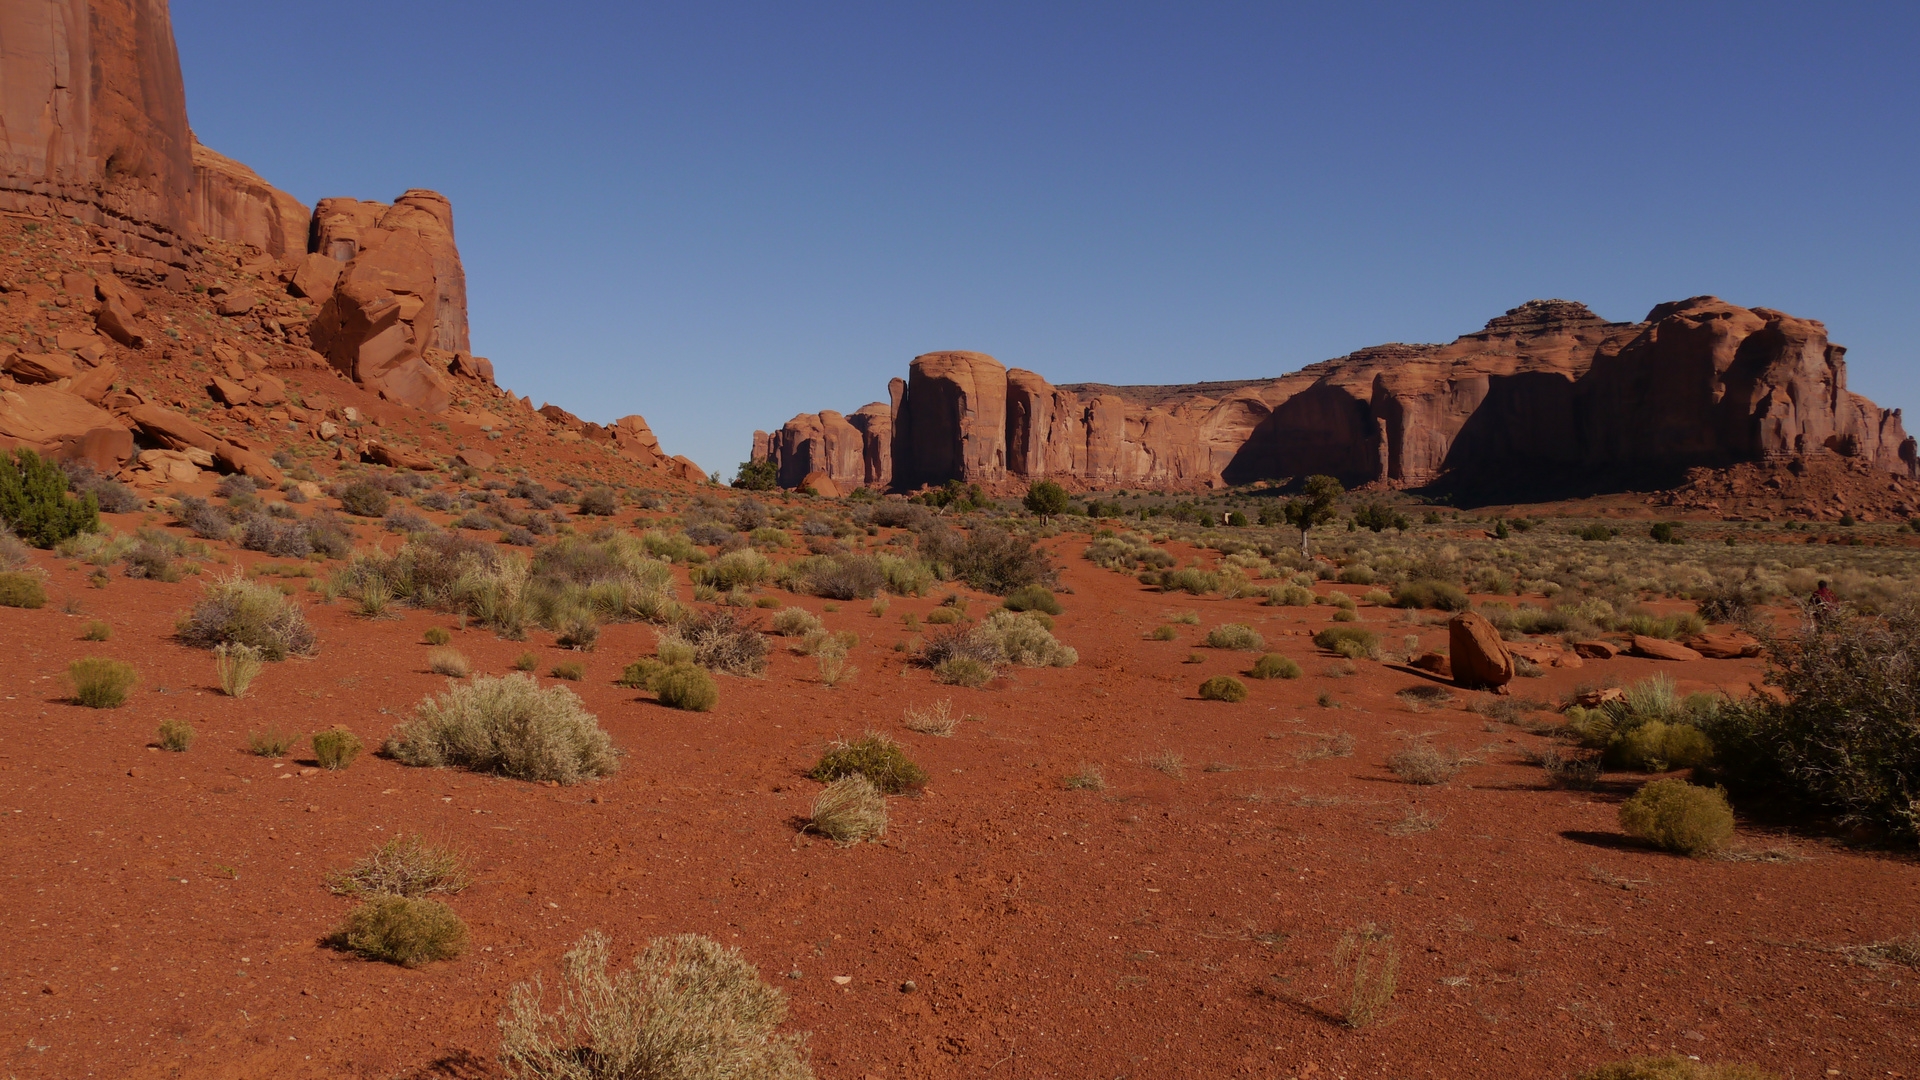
[188,134,308,258]
[753,298,1914,495]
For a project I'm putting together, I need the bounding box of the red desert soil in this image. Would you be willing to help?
[1,520,1916,1080]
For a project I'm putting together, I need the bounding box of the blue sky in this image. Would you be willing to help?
[173,2,1920,476]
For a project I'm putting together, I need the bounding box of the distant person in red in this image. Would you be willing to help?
[1812,579,1839,619]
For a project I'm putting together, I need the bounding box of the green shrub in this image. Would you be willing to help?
[157,718,194,752]
[1618,779,1735,855]
[933,656,992,687]
[1147,624,1178,641]
[0,570,47,608]
[918,525,1052,594]
[973,610,1077,667]
[499,931,812,1080]
[549,660,585,681]
[1610,720,1715,772]
[247,726,296,757]
[1199,675,1249,702]
[423,626,452,646]
[771,607,822,637]
[329,895,467,967]
[1707,605,1920,841]
[653,663,718,711]
[1263,584,1315,607]
[387,674,617,783]
[313,728,363,770]
[808,732,927,793]
[809,775,887,843]
[338,481,391,518]
[697,548,772,591]
[514,651,538,671]
[80,620,110,641]
[1248,654,1301,679]
[0,448,98,546]
[617,657,666,689]
[1204,623,1265,651]
[176,575,316,659]
[1575,1058,1774,1080]
[1392,579,1469,611]
[69,656,135,707]
[1002,584,1063,615]
[924,606,961,625]
[1312,626,1379,659]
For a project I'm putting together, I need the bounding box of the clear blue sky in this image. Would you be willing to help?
[173,2,1920,477]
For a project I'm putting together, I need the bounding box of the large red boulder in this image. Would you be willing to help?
[1448,612,1514,689]
[1629,635,1704,662]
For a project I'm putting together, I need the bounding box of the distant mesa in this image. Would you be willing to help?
[754,298,1916,499]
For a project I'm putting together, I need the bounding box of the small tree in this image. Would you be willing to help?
[1283,475,1343,556]
[0,449,98,547]
[1022,480,1070,523]
[733,459,777,491]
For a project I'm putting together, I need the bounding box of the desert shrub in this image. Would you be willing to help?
[327,835,469,898]
[549,660,586,681]
[653,663,719,711]
[80,620,110,641]
[387,674,617,783]
[784,552,881,600]
[617,657,666,690]
[918,525,1052,594]
[576,485,619,516]
[1386,742,1467,784]
[1334,924,1398,1029]
[0,570,46,608]
[1263,584,1316,607]
[1706,604,1920,841]
[0,448,98,546]
[808,732,926,793]
[1063,763,1106,790]
[177,575,316,659]
[1575,1058,1774,1080]
[1199,675,1249,702]
[69,657,135,707]
[1151,566,1222,595]
[384,507,435,534]
[934,656,992,686]
[902,699,957,736]
[919,623,1002,670]
[1392,579,1470,612]
[213,643,264,698]
[1248,654,1301,679]
[1565,675,1719,772]
[1144,624,1177,641]
[423,626,453,646]
[1312,626,1379,659]
[312,727,364,770]
[61,461,140,515]
[1001,584,1062,615]
[1536,745,1603,789]
[428,648,473,678]
[698,548,772,591]
[0,527,27,569]
[329,895,466,967]
[338,481,391,518]
[1204,623,1265,651]
[809,775,887,843]
[770,607,822,637]
[660,609,768,675]
[238,515,313,558]
[1618,779,1734,855]
[155,718,194,751]
[248,726,296,756]
[169,495,233,541]
[498,930,812,1080]
[973,610,1076,667]
[924,606,961,626]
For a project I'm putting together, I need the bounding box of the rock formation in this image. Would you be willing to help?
[755,298,1915,496]
[189,134,309,258]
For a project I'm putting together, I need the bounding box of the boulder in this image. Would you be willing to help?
[1507,642,1582,669]
[455,449,495,470]
[1448,612,1513,689]
[94,294,145,348]
[1411,651,1452,678]
[125,404,282,485]
[366,442,435,471]
[1571,640,1620,659]
[209,376,253,406]
[1570,686,1626,709]
[668,455,707,484]
[5,352,77,385]
[1683,630,1763,659]
[70,363,119,405]
[216,291,258,317]
[50,426,134,474]
[1629,635,1704,662]
[131,449,201,485]
[800,470,842,498]
[0,385,128,465]
[289,252,344,300]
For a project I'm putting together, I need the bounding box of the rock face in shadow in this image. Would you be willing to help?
[753,298,1915,495]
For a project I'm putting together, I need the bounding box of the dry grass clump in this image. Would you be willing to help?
[1296,731,1356,761]
[653,663,719,711]
[1062,762,1106,790]
[1334,924,1398,1028]
[903,699,957,737]
[659,610,769,676]
[423,626,453,646]
[1248,654,1301,680]
[157,718,194,752]
[1146,624,1178,641]
[213,642,264,698]
[1574,1058,1776,1080]
[1001,584,1063,615]
[1396,684,1453,707]
[387,674,618,783]
[808,775,888,843]
[247,726,296,757]
[328,835,470,898]
[808,732,926,794]
[428,648,473,677]
[176,574,316,659]
[1385,741,1469,784]
[1535,745,1602,789]
[975,610,1077,667]
[550,660,586,681]
[328,895,467,967]
[1198,675,1248,702]
[1618,779,1734,855]
[770,607,822,637]
[69,656,136,708]
[80,620,111,641]
[498,930,813,1080]
[312,728,363,770]
[0,570,47,608]
[1143,750,1187,778]
[1204,623,1265,651]
[1313,626,1379,660]
[814,638,858,687]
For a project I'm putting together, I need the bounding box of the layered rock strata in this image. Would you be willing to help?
[756,298,1915,494]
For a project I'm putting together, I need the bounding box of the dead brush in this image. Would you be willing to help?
[213,642,263,698]
[1395,684,1453,711]
[1142,750,1187,779]
[1062,762,1106,790]
[327,834,469,898]
[660,609,770,676]
[1333,923,1399,1028]
[902,699,957,737]
[1386,740,1473,785]
[808,774,888,843]
[1295,731,1355,762]
[1532,744,1602,789]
